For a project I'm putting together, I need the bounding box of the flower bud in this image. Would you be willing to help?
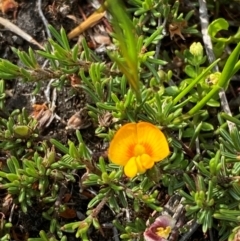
[190,42,203,56]
[209,72,221,84]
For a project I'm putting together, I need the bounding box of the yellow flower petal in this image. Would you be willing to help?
[140,154,154,169]
[124,157,138,177]
[135,156,146,173]
[134,144,145,156]
[156,226,172,239]
[108,123,138,165]
[136,122,170,162]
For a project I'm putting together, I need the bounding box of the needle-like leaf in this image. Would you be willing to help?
[106,0,140,100]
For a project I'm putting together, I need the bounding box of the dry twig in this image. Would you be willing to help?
[0,16,44,49]
[198,0,235,132]
[68,10,106,39]
[37,0,52,39]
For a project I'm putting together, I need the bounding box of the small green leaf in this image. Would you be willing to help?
[206,98,220,107]
[48,25,64,46]
[184,65,197,78]
[60,27,71,51]
[208,18,231,43]
[50,138,69,154]
[201,122,214,131]
[6,173,19,182]
[13,125,30,137]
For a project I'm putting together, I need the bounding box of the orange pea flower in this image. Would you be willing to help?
[108,122,170,178]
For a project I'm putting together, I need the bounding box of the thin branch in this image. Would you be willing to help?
[68,11,106,39]
[0,17,44,50]
[154,17,167,65]
[198,0,235,132]
[37,0,52,39]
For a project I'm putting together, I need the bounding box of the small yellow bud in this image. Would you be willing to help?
[209,72,221,85]
[190,42,203,56]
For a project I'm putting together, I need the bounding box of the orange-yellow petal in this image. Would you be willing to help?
[140,154,154,169]
[136,122,170,162]
[124,157,138,177]
[135,156,146,173]
[134,144,145,156]
[108,123,138,165]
